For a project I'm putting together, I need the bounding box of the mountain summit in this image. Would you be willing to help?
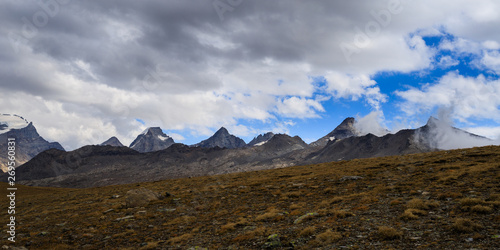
[0,115,64,172]
[310,117,358,147]
[100,136,124,147]
[129,127,175,152]
[193,127,246,149]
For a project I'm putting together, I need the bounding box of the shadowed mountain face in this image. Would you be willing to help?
[0,122,64,172]
[8,134,309,188]
[3,117,489,188]
[129,127,175,153]
[310,117,358,147]
[193,127,246,149]
[100,136,124,147]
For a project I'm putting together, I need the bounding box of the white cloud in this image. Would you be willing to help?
[355,111,390,137]
[481,50,500,74]
[396,72,500,122]
[464,126,500,140]
[324,72,387,110]
[436,55,459,68]
[2,0,500,150]
[169,133,185,142]
[275,96,324,119]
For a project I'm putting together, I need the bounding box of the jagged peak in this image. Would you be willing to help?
[214,127,229,135]
[339,117,356,126]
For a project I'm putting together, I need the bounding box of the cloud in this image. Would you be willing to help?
[436,55,459,68]
[482,50,500,74]
[464,126,500,140]
[416,108,498,150]
[1,0,500,149]
[275,96,325,119]
[324,72,387,110]
[354,111,390,137]
[396,72,500,122]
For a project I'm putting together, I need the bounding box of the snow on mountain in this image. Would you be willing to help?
[0,114,29,134]
[248,132,275,147]
[129,127,175,152]
[310,117,358,147]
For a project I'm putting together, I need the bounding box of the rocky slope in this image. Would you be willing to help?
[309,117,358,147]
[2,145,498,249]
[129,127,175,153]
[0,115,64,172]
[9,134,310,188]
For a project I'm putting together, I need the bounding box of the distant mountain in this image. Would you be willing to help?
[6,116,492,188]
[247,132,274,146]
[306,117,489,163]
[8,135,309,188]
[260,134,307,155]
[100,136,124,147]
[0,115,64,172]
[193,127,246,149]
[412,116,491,150]
[310,117,358,147]
[129,127,175,153]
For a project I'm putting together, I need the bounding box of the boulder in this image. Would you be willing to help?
[125,188,160,208]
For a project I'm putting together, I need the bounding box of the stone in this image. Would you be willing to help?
[115,215,135,221]
[340,176,363,181]
[263,234,281,249]
[124,188,159,208]
[294,212,319,224]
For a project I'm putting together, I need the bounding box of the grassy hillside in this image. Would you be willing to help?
[1,146,499,249]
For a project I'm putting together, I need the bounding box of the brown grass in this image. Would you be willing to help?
[311,229,342,246]
[256,208,281,221]
[451,218,482,233]
[470,205,493,214]
[166,233,192,245]
[299,226,316,237]
[406,198,428,210]
[400,208,427,220]
[459,197,486,207]
[2,145,500,249]
[378,226,403,240]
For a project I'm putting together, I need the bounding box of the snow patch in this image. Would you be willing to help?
[157,135,171,141]
[329,136,336,141]
[140,128,150,135]
[0,114,29,134]
[254,140,269,146]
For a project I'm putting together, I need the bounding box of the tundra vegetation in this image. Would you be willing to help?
[1,146,499,249]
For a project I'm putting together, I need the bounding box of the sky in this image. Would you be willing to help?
[1,0,500,150]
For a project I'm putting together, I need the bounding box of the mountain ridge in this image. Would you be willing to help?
[192,127,247,149]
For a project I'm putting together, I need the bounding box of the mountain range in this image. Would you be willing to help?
[1,114,493,188]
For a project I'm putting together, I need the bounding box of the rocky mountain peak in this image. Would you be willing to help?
[214,127,230,136]
[0,117,64,172]
[310,117,358,147]
[193,127,246,149]
[100,136,124,147]
[129,127,175,153]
